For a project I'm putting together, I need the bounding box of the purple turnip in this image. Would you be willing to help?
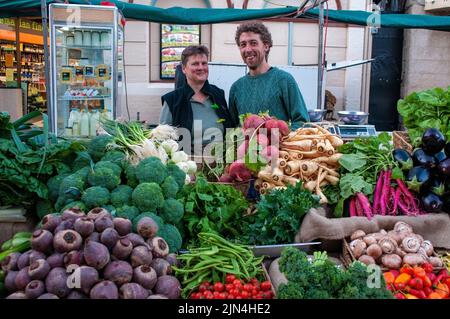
[67,291,88,299]
[28,259,50,280]
[133,265,157,290]
[112,238,133,260]
[1,252,20,271]
[131,246,152,267]
[95,216,114,233]
[137,217,158,239]
[54,219,75,233]
[90,281,119,299]
[84,241,110,270]
[41,214,62,233]
[154,275,181,299]
[17,251,32,269]
[45,267,70,298]
[151,237,169,258]
[113,218,132,236]
[74,217,95,237]
[25,280,45,299]
[4,270,18,292]
[87,208,111,221]
[125,233,148,247]
[86,231,101,243]
[37,293,59,299]
[15,266,31,291]
[147,294,168,299]
[6,292,28,299]
[62,208,85,222]
[64,250,84,267]
[151,258,172,277]
[120,283,149,299]
[100,228,119,250]
[53,230,82,253]
[31,229,54,254]
[71,265,100,295]
[104,261,133,286]
[47,253,65,268]
[165,253,180,268]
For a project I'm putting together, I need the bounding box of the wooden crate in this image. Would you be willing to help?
[393,131,413,154]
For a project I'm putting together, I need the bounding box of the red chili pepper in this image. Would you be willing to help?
[408,288,427,299]
[413,266,426,279]
[400,264,415,276]
[422,275,432,288]
[423,287,433,297]
[433,269,449,286]
[422,262,434,274]
[394,292,406,299]
[426,272,437,283]
[408,277,424,290]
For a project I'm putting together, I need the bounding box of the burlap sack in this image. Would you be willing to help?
[297,208,450,250]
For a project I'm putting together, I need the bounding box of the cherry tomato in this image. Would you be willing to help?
[234,283,243,291]
[199,284,207,292]
[233,279,242,285]
[250,278,259,286]
[225,284,234,292]
[252,289,259,296]
[261,291,272,299]
[235,296,243,299]
[214,282,225,292]
[240,291,250,299]
[213,291,220,298]
[218,292,227,299]
[227,294,235,299]
[226,275,236,283]
[206,293,214,300]
[260,281,272,291]
[202,281,210,287]
[243,284,253,292]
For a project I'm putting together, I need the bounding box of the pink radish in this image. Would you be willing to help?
[260,145,280,163]
[277,120,290,136]
[218,174,233,183]
[228,161,252,182]
[356,192,373,220]
[243,114,265,130]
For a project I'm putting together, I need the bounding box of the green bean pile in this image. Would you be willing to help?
[173,232,264,297]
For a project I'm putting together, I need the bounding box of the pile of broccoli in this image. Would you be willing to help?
[44,134,187,253]
[276,247,394,299]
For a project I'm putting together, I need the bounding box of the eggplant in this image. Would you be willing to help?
[421,193,444,213]
[438,158,450,177]
[445,142,450,158]
[426,177,446,196]
[406,166,431,193]
[422,128,446,154]
[392,149,413,171]
[435,151,447,163]
[412,149,437,168]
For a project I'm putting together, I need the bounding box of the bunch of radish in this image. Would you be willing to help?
[220,114,290,183]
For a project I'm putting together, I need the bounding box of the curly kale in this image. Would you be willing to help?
[277,282,305,299]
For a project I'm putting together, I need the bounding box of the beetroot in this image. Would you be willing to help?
[113,218,132,236]
[29,250,46,264]
[124,233,147,247]
[4,270,18,292]
[37,293,59,299]
[147,294,168,299]
[61,208,85,222]
[67,291,88,299]
[53,230,82,253]
[228,161,252,182]
[6,292,28,299]
[95,216,114,233]
[90,281,119,299]
[151,237,169,258]
[31,229,54,254]
[76,266,99,295]
[84,241,110,270]
[165,254,180,268]
[261,145,280,163]
[41,214,62,232]
[257,133,269,146]
[87,208,111,221]
[64,250,84,267]
[47,253,65,268]
[120,283,149,299]
[151,258,172,277]
[1,252,20,272]
[54,219,75,234]
[100,228,120,250]
[277,120,289,136]
[28,259,50,280]
[136,217,159,239]
[104,261,133,286]
[133,265,157,289]
[154,275,181,299]
[86,231,101,243]
[218,174,233,183]
[15,266,32,291]
[243,114,265,130]
[17,251,32,269]
[45,267,71,298]
[74,217,95,237]
[131,246,153,267]
[112,238,133,260]
[25,280,45,299]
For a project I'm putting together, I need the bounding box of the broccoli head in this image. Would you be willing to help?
[36,199,54,219]
[132,212,164,233]
[132,182,164,212]
[73,166,92,182]
[277,282,305,299]
[47,173,70,202]
[95,161,122,177]
[116,205,140,220]
[111,185,133,207]
[60,201,87,214]
[87,167,120,190]
[123,162,139,188]
[58,174,85,199]
[166,163,186,188]
[101,151,126,166]
[159,198,184,224]
[82,186,110,209]
[136,157,168,185]
[72,152,93,171]
[157,223,182,253]
[88,134,114,162]
[161,176,179,199]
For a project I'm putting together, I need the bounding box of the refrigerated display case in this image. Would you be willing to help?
[49,3,124,137]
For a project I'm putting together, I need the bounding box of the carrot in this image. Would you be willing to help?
[284,161,301,175]
[350,197,357,217]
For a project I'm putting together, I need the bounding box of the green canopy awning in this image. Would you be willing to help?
[305,8,450,31]
[0,0,298,23]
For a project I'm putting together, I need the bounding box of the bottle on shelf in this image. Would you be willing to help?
[80,108,90,137]
[90,109,100,137]
[68,108,80,137]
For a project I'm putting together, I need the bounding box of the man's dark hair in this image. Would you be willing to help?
[235,22,273,58]
[181,45,209,66]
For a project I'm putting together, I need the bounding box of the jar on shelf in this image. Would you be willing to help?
[83,31,92,46]
[91,31,100,47]
[66,35,74,46]
[74,30,83,46]
[101,32,110,47]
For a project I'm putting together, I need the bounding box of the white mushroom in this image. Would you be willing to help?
[402,236,422,253]
[379,237,398,254]
[421,241,434,257]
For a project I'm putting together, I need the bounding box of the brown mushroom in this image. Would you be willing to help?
[379,237,398,254]
[349,239,367,259]
[381,254,402,269]
[402,236,422,253]
[358,255,376,266]
[387,230,403,245]
[366,244,383,259]
[350,230,366,241]
[403,253,426,266]
[394,222,413,234]
[428,257,443,268]
[363,235,378,246]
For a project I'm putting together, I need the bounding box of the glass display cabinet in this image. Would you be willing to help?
[49,3,124,137]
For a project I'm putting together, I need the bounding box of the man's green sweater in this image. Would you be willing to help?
[229,67,310,129]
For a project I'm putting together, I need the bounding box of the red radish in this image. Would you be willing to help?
[373,170,384,214]
[237,141,249,159]
[276,120,290,136]
[218,174,233,183]
[243,114,265,130]
[356,192,373,220]
[229,161,252,182]
[264,119,279,136]
[260,145,279,163]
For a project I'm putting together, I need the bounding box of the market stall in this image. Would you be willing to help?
[1,0,450,301]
